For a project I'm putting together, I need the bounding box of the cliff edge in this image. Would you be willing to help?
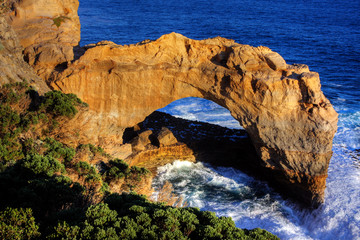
[2,0,338,207]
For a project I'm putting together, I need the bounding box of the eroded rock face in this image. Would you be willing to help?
[51,33,338,206]
[6,0,80,79]
[0,17,49,93]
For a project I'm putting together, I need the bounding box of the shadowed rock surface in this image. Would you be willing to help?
[124,111,257,173]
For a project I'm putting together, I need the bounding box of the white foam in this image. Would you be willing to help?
[158,97,242,129]
[153,101,360,240]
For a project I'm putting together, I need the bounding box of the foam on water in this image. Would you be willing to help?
[153,102,360,240]
[152,161,312,239]
[77,0,360,238]
[159,97,242,129]
[152,150,360,239]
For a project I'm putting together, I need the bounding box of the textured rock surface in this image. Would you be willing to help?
[130,130,154,152]
[127,111,255,174]
[6,0,80,79]
[51,33,338,206]
[157,127,178,146]
[0,17,49,93]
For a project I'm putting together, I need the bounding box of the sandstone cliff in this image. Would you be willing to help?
[6,0,80,80]
[0,16,48,93]
[2,0,338,207]
[50,33,338,206]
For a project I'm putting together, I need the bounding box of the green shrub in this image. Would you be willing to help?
[0,82,30,105]
[100,182,110,194]
[0,105,21,136]
[20,112,39,132]
[76,161,96,176]
[76,161,102,184]
[48,221,80,240]
[0,207,40,240]
[104,159,150,183]
[126,166,150,182]
[39,90,82,118]
[105,159,129,180]
[0,138,23,164]
[78,144,109,157]
[4,90,21,104]
[44,137,75,164]
[52,16,70,28]
[102,193,280,240]
[0,105,24,163]
[22,153,65,177]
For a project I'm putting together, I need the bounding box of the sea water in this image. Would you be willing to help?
[78,0,360,239]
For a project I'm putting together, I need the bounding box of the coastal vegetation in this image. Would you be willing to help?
[52,16,71,28]
[0,83,279,239]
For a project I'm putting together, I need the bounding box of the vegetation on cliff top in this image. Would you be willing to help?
[0,83,279,239]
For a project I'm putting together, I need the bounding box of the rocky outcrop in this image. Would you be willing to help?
[157,127,178,146]
[125,111,255,174]
[6,0,80,80]
[0,17,48,93]
[50,33,338,206]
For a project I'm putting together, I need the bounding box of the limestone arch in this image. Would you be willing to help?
[52,33,338,206]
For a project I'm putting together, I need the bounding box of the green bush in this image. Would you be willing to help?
[104,159,150,183]
[0,82,31,105]
[0,207,40,240]
[0,105,21,136]
[105,159,129,181]
[44,137,75,164]
[52,16,70,28]
[78,144,109,158]
[102,193,280,240]
[0,138,23,165]
[39,90,82,118]
[76,161,102,184]
[76,161,96,176]
[48,221,80,240]
[22,153,65,177]
[4,90,21,104]
[128,166,150,181]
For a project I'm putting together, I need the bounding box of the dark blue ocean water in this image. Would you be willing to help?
[78,1,360,239]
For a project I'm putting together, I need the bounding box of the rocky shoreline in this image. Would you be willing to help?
[1,0,338,207]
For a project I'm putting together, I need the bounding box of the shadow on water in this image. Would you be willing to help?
[349,149,360,169]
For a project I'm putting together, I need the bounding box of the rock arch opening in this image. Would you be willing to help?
[121,97,257,175]
[158,97,242,129]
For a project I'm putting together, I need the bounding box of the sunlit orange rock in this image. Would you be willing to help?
[49,33,338,206]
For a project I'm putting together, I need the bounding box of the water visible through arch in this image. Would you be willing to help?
[157,97,243,130]
[149,97,302,239]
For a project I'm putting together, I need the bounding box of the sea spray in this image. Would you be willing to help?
[152,161,314,239]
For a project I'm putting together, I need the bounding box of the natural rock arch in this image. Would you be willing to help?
[50,33,338,206]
